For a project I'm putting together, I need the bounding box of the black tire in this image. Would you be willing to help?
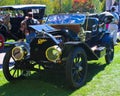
[3,47,26,81]
[105,40,114,64]
[66,47,87,89]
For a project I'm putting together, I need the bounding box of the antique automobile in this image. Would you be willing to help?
[2,12,114,89]
[0,4,46,48]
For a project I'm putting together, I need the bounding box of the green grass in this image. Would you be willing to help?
[0,44,120,96]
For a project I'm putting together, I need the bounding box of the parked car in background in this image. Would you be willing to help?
[0,4,46,48]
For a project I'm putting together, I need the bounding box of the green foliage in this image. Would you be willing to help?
[52,0,61,14]
[0,0,15,5]
[92,0,105,13]
[71,0,94,13]
[52,0,72,14]
[0,0,105,15]
[60,0,72,13]
[101,0,106,11]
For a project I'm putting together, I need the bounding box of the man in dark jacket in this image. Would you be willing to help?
[25,12,40,43]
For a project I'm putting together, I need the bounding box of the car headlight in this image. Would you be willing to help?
[12,46,27,61]
[45,45,62,63]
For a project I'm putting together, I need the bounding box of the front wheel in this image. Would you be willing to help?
[3,47,29,81]
[66,47,87,89]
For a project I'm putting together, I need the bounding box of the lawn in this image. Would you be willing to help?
[0,44,120,96]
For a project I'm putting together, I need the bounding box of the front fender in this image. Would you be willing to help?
[62,42,98,61]
[101,33,113,46]
[4,41,30,54]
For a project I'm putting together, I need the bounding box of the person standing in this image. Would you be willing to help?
[108,6,119,45]
[20,12,40,43]
[20,16,29,35]
[19,12,40,56]
[113,1,119,14]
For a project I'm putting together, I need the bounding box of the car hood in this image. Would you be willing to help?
[30,24,59,33]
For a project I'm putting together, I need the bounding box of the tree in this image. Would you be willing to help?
[0,0,104,15]
[92,0,105,12]
[0,0,15,6]
[71,0,94,13]
[62,0,72,13]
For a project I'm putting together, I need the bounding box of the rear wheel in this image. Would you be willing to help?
[105,40,114,64]
[66,47,87,89]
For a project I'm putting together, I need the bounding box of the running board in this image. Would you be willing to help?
[94,46,106,58]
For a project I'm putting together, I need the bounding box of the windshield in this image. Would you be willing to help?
[46,13,86,25]
[0,9,24,18]
[0,4,46,19]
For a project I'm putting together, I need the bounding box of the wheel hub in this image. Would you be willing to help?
[78,66,83,71]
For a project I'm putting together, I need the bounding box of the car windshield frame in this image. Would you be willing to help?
[45,13,86,25]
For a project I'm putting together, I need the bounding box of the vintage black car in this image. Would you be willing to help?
[2,12,114,89]
[0,4,46,48]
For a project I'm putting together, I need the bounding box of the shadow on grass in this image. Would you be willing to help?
[0,70,72,96]
[86,62,108,83]
[0,62,108,96]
